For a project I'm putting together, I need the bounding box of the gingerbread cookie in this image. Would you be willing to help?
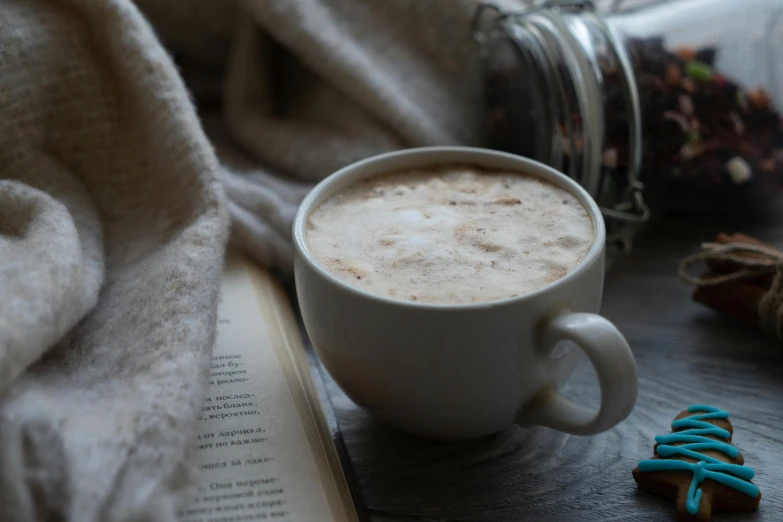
[632,404,761,521]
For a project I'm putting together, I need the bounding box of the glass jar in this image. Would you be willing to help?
[474,0,783,249]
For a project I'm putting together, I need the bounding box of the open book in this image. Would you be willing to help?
[179,255,363,522]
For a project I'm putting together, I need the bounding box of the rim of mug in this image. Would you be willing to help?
[293,146,606,310]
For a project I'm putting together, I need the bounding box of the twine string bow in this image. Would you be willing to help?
[679,242,783,339]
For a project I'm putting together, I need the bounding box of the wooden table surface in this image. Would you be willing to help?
[318,207,783,522]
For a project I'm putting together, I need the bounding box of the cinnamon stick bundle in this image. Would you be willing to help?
[679,233,783,338]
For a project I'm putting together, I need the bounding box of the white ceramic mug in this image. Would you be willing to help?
[293,147,638,440]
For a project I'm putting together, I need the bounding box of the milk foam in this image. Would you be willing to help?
[306,165,594,304]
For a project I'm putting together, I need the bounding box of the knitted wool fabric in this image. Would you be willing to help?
[0,0,229,520]
[134,0,494,271]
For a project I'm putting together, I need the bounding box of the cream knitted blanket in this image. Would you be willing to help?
[136,0,489,271]
[0,0,491,520]
[0,0,229,520]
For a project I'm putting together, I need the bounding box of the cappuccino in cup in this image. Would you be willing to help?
[306,165,594,304]
[294,147,636,440]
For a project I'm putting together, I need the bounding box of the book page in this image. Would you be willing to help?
[179,260,342,522]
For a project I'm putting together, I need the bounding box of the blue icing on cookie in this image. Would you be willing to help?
[636,404,760,516]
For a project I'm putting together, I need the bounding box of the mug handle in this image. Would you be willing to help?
[521,312,638,435]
